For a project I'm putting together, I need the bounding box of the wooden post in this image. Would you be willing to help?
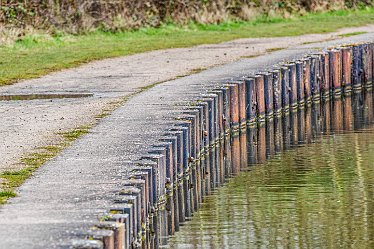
[341,46,353,96]
[272,70,282,118]
[255,75,266,124]
[329,49,342,99]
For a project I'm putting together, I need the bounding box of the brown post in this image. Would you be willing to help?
[341,46,353,96]
[362,43,373,90]
[329,49,342,99]
[255,74,266,124]
[296,61,305,109]
[303,57,312,106]
[229,83,240,132]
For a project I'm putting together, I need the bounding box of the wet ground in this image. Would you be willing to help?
[167,93,374,249]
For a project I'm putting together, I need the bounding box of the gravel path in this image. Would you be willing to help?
[0,25,373,173]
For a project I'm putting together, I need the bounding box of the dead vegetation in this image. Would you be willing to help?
[0,0,371,34]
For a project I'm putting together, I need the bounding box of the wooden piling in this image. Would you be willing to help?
[320,52,330,100]
[272,70,282,117]
[341,46,353,96]
[262,72,274,120]
[255,74,266,124]
[245,77,257,127]
[329,49,342,99]
[295,61,305,108]
[281,67,290,114]
[303,57,312,106]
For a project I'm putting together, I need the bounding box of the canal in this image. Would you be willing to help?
[167,92,374,248]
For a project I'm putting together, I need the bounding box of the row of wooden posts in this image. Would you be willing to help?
[72,42,373,249]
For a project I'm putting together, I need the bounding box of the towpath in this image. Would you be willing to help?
[1,25,373,174]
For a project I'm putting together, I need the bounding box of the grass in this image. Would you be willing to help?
[338,31,368,37]
[0,126,91,204]
[266,47,284,53]
[1,7,374,86]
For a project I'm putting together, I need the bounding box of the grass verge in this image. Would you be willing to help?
[1,7,374,86]
[0,126,90,204]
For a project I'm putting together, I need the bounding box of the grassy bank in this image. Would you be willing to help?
[1,7,374,86]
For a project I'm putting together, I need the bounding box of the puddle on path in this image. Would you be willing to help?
[0,93,93,101]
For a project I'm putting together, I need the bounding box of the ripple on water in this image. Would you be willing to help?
[167,126,374,249]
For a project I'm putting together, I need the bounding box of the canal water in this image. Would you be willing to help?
[167,93,374,248]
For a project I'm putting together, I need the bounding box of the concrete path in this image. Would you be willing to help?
[0,31,373,248]
[1,25,374,174]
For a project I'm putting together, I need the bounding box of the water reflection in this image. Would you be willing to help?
[167,91,374,248]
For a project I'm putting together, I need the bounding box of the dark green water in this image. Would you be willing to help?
[167,126,374,248]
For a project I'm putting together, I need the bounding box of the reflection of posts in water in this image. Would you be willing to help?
[265,120,275,159]
[363,92,373,124]
[231,132,241,175]
[282,114,291,150]
[352,91,364,129]
[240,127,248,169]
[343,97,354,131]
[297,109,305,144]
[257,125,266,164]
[321,101,331,134]
[305,106,312,144]
[247,127,258,165]
[274,117,283,152]
[290,111,298,146]
[311,103,321,139]
[331,99,343,132]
